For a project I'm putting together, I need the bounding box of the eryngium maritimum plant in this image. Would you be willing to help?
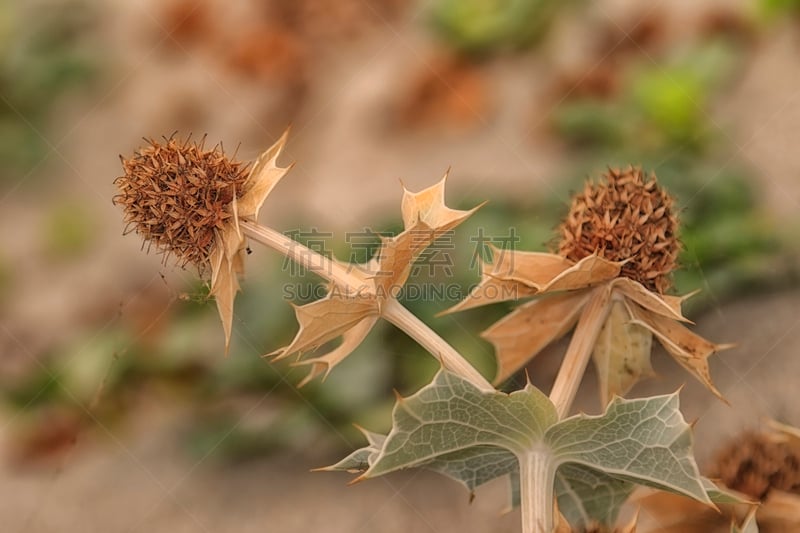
[113,131,490,388]
[114,132,292,354]
[113,136,746,533]
[444,166,732,415]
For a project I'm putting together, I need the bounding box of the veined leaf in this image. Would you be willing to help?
[324,370,716,529]
[554,464,634,528]
[318,427,385,474]
[363,370,557,478]
[547,392,711,506]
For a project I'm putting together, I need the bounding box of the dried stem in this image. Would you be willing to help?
[240,219,366,289]
[549,286,612,419]
[515,288,613,533]
[240,219,493,392]
[381,299,491,390]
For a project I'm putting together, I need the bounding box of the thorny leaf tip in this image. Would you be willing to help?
[210,129,293,355]
[400,170,484,232]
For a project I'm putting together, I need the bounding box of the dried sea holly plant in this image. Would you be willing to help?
[115,133,752,533]
[443,167,732,414]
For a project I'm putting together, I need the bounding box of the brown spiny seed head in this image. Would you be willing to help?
[557,166,680,293]
[113,136,249,270]
[710,431,800,500]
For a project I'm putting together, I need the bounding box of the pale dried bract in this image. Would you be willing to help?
[444,168,729,406]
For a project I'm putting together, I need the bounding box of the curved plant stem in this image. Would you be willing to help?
[240,219,493,392]
[549,286,612,419]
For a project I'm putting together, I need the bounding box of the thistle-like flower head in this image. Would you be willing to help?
[712,428,800,501]
[558,166,680,293]
[114,136,249,270]
[444,168,731,406]
[114,132,292,353]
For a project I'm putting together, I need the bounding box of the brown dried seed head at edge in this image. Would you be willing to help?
[113,136,249,271]
[711,430,800,501]
[557,166,680,294]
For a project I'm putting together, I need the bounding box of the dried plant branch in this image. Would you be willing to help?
[240,220,493,391]
[549,286,613,419]
[115,133,491,390]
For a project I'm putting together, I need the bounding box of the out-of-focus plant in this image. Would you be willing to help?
[428,0,571,54]
[638,420,800,532]
[102,130,760,533]
[0,0,98,184]
[759,0,800,20]
[553,40,740,152]
[43,202,96,259]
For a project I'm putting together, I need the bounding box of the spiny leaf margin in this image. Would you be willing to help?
[322,369,718,529]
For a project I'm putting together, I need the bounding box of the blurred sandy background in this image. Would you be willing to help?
[1,0,799,531]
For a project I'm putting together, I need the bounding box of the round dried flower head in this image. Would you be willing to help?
[557,166,680,293]
[711,431,800,501]
[113,136,249,269]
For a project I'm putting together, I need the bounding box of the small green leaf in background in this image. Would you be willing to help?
[759,0,800,20]
[429,0,563,54]
[0,0,99,184]
[631,67,707,148]
[0,251,12,304]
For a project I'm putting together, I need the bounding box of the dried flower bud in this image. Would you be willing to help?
[113,136,249,269]
[557,166,680,293]
[711,431,800,500]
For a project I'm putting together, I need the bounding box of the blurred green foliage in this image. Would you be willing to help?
[429,0,566,54]
[0,252,12,304]
[43,202,96,259]
[759,0,800,19]
[553,40,739,152]
[632,68,707,148]
[0,0,98,184]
